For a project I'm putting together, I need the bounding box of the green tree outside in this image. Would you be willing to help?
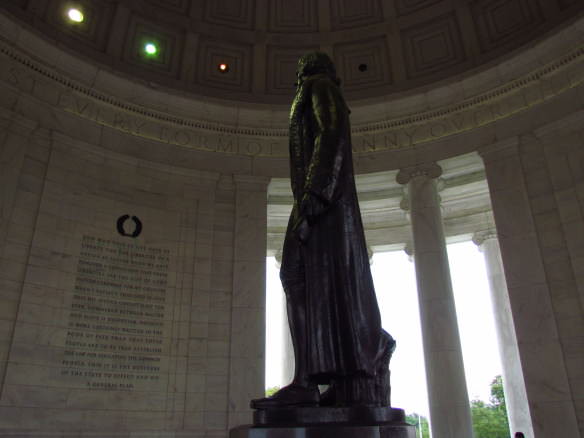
[405,412,430,438]
[265,386,280,397]
[471,375,510,438]
[406,375,510,438]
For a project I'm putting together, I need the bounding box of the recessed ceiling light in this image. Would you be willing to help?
[218,63,229,73]
[144,43,158,56]
[358,63,368,72]
[67,8,84,23]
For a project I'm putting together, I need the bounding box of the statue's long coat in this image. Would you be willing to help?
[282,73,386,381]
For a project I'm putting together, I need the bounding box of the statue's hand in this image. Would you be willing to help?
[299,192,324,221]
[293,192,325,243]
[293,216,311,243]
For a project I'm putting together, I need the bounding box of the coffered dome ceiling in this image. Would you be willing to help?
[2,0,583,104]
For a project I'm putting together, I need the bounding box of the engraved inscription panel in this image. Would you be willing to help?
[60,235,170,391]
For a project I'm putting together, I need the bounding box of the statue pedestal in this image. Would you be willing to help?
[230,424,416,438]
[230,406,416,438]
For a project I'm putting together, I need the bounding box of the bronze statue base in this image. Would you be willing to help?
[253,406,406,427]
[230,406,416,437]
[231,424,415,438]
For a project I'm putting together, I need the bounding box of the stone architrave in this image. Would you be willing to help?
[397,163,474,438]
[473,230,534,438]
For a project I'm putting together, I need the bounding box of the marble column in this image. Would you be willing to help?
[397,163,474,438]
[479,138,580,438]
[404,241,414,262]
[274,252,294,387]
[473,230,534,438]
[281,299,295,386]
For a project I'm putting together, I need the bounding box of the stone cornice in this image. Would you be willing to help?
[0,39,287,138]
[352,46,584,135]
[0,26,582,158]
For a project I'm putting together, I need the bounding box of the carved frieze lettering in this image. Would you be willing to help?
[0,43,582,158]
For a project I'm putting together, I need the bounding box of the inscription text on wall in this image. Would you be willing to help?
[61,235,170,391]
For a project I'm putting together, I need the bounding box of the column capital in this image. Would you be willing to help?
[367,246,374,265]
[472,229,498,247]
[404,241,414,262]
[274,249,283,268]
[399,195,410,212]
[396,162,442,185]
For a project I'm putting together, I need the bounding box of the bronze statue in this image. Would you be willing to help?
[252,52,395,409]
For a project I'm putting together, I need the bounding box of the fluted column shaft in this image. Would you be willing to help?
[480,137,581,438]
[473,231,534,438]
[397,163,474,438]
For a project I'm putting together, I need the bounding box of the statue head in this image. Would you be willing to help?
[296,51,340,88]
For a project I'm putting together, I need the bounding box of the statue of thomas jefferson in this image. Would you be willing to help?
[252,52,395,409]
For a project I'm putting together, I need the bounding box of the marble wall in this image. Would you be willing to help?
[0,118,267,437]
[0,115,44,406]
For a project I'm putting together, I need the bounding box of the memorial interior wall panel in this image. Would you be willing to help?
[228,176,268,429]
[0,122,255,436]
[0,119,50,399]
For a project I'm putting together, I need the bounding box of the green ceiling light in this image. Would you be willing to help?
[144,42,158,56]
[67,8,84,23]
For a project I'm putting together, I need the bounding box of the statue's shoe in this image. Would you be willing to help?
[250,384,320,409]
